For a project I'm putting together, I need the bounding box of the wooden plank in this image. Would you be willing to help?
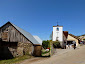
[2,32,8,41]
[0,23,31,44]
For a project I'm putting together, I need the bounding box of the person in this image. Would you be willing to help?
[72,41,76,49]
[80,41,82,44]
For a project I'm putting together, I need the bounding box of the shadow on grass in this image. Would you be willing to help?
[0,55,32,64]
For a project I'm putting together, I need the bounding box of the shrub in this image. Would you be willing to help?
[53,41,61,48]
[42,40,50,49]
[83,39,85,41]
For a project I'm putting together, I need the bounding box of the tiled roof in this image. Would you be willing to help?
[69,34,80,40]
[63,31,68,38]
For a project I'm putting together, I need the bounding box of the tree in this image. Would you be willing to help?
[53,41,61,48]
[42,40,50,49]
[49,33,52,40]
[83,39,85,41]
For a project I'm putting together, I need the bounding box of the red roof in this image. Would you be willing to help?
[63,31,68,38]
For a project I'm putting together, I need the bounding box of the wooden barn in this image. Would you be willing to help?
[0,22,42,59]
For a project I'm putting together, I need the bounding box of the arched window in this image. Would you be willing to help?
[57,28,59,31]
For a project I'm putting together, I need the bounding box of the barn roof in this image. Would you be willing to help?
[0,22,41,45]
[33,36,42,45]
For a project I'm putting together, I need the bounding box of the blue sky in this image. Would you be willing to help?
[0,0,85,40]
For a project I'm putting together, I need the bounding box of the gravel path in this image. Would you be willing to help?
[20,46,85,64]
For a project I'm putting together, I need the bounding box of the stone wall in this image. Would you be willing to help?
[50,43,56,56]
[17,42,33,56]
[0,41,33,59]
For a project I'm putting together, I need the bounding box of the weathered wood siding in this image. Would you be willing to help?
[0,24,30,43]
[0,23,33,59]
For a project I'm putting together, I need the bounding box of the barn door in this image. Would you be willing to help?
[0,47,13,60]
[33,45,42,56]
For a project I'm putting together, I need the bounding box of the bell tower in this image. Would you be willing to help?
[52,23,63,42]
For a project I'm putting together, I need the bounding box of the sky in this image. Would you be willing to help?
[0,0,85,40]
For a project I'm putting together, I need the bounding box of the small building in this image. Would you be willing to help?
[67,34,80,47]
[33,36,42,56]
[79,36,85,41]
[52,25,68,48]
[0,22,42,59]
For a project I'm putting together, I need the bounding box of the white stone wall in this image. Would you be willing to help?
[52,26,63,42]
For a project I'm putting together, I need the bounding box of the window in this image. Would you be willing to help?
[57,28,59,31]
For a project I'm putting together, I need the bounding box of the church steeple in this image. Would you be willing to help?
[52,22,63,41]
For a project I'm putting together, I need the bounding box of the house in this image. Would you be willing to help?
[79,36,85,41]
[52,25,68,48]
[0,22,42,59]
[67,34,80,47]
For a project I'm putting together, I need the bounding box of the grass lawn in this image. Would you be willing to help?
[0,55,33,64]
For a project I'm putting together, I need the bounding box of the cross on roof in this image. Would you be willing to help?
[57,21,59,26]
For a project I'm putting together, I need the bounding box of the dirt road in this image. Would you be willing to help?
[20,45,85,64]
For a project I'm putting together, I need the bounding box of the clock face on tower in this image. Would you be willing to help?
[57,28,59,31]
